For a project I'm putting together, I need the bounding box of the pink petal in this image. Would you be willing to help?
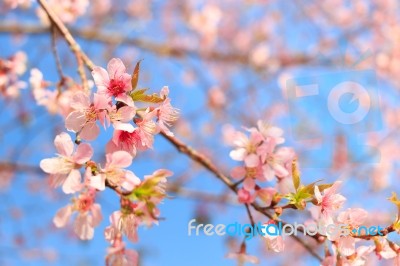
[262,164,275,181]
[231,166,246,179]
[90,203,102,227]
[93,93,110,110]
[121,170,140,191]
[89,174,106,191]
[80,122,100,141]
[244,154,259,168]
[40,158,65,174]
[243,177,256,190]
[272,163,289,177]
[73,143,93,164]
[107,58,127,79]
[230,148,247,161]
[62,169,82,194]
[113,122,135,133]
[70,92,90,110]
[109,151,133,168]
[53,205,73,228]
[314,185,323,203]
[118,106,136,122]
[339,236,355,256]
[74,213,94,240]
[92,66,110,94]
[54,132,74,157]
[65,111,86,133]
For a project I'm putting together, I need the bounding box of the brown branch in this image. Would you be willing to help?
[0,22,312,68]
[34,3,95,71]
[160,132,323,261]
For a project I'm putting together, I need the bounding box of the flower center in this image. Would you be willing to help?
[109,79,126,97]
[119,130,140,149]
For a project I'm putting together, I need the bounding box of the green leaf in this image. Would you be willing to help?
[131,60,142,90]
[130,88,164,103]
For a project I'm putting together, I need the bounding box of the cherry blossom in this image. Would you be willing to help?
[53,189,102,240]
[0,51,27,98]
[105,236,138,266]
[100,151,140,192]
[237,188,255,204]
[37,0,89,24]
[65,92,110,140]
[92,58,132,103]
[313,181,346,225]
[153,86,179,136]
[40,132,93,194]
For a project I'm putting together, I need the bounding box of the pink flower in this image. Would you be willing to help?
[92,58,132,103]
[106,104,136,132]
[105,237,138,266]
[254,121,285,145]
[37,0,89,24]
[229,131,263,167]
[65,92,110,141]
[0,52,27,99]
[40,132,93,194]
[314,181,346,225]
[337,208,368,227]
[53,189,102,240]
[107,130,141,156]
[376,239,397,260]
[105,211,139,243]
[263,222,285,252]
[135,110,157,149]
[237,188,255,204]
[100,151,140,192]
[153,86,179,136]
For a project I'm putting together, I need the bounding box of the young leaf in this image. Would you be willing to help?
[292,159,301,191]
[131,60,142,90]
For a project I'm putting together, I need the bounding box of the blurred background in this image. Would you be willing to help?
[1,0,400,265]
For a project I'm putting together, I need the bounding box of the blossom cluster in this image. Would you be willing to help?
[0,51,27,99]
[225,122,400,266]
[39,58,178,265]
[225,121,295,205]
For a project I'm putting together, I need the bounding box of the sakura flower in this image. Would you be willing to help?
[0,51,27,99]
[229,130,263,167]
[257,143,295,180]
[254,121,285,145]
[100,151,140,192]
[105,236,138,266]
[153,86,179,136]
[105,210,139,243]
[135,110,157,149]
[37,0,89,24]
[237,188,255,204]
[40,132,93,194]
[263,221,285,253]
[92,58,132,103]
[106,104,136,132]
[65,92,110,140]
[376,239,397,260]
[314,181,346,225]
[107,129,141,156]
[2,0,31,9]
[53,189,102,240]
